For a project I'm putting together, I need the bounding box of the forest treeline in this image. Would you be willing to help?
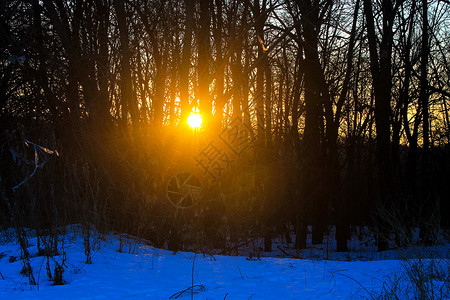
[1,0,449,252]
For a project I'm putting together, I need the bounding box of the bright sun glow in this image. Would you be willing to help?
[187,112,203,129]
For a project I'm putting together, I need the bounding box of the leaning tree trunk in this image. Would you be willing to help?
[333,0,360,252]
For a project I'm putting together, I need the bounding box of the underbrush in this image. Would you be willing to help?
[372,197,450,300]
[374,250,450,300]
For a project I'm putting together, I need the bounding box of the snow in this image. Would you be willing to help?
[0,227,448,299]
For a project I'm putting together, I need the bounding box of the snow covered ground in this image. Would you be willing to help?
[0,227,449,299]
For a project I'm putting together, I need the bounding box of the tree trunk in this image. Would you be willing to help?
[419,0,431,244]
[252,0,266,143]
[334,0,360,252]
[94,0,111,131]
[114,0,138,128]
[298,0,327,246]
[180,0,194,123]
[363,0,395,251]
[265,63,272,148]
[198,0,211,120]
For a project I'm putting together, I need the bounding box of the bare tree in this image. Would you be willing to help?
[180,0,195,123]
[363,0,399,251]
[198,0,212,120]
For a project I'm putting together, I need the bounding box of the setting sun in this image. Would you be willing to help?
[187,111,203,129]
